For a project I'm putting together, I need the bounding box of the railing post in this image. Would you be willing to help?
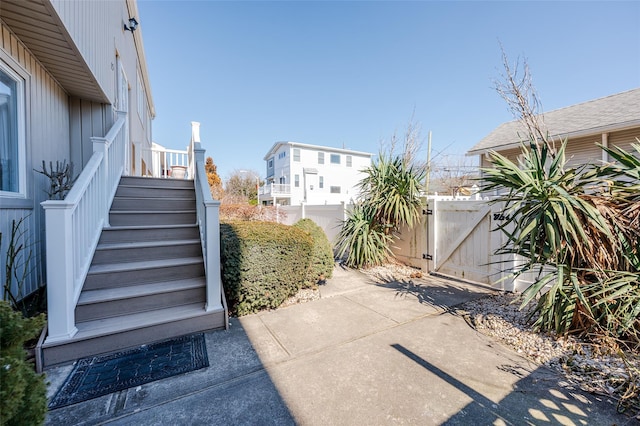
[204,199,222,311]
[92,136,110,227]
[41,202,78,342]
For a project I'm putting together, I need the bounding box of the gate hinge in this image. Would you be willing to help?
[422,253,433,260]
[422,209,433,215]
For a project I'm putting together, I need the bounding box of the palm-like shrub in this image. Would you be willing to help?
[336,154,425,268]
[484,140,640,346]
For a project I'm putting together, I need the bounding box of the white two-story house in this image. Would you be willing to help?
[260,142,373,206]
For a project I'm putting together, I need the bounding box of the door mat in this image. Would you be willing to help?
[49,333,209,409]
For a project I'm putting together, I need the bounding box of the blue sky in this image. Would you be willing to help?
[137,1,640,180]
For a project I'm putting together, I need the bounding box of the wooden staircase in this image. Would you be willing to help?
[40,176,226,367]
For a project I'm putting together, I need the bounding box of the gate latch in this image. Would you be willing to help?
[422,254,433,260]
[423,209,433,215]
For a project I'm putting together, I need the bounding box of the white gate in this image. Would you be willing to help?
[392,197,533,292]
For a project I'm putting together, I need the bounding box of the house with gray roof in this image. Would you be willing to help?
[467,88,640,169]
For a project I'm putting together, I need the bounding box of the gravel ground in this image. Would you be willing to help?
[359,261,640,419]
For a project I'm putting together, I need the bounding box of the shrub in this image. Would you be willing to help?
[293,219,334,286]
[0,301,47,426]
[220,221,313,315]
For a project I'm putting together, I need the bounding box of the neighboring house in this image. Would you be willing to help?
[260,141,373,206]
[1,0,154,301]
[467,88,640,176]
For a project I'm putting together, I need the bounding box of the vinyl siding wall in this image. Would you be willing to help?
[1,20,70,300]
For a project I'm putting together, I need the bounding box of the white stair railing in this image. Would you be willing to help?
[189,122,223,313]
[150,144,190,178]
[41,111,128,342]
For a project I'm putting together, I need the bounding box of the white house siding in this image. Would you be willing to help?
[51,0,154,175]
[1,20,70,299]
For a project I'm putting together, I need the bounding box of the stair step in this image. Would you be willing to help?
[42,304,225,367]
[92,239,202,264]
[84,257,205,290]
[119,176,194,189]
[76,278,206,322]
[111,197,196,211]
[115,186,195,199]
[109,210,196,226]
[99,224,200,244]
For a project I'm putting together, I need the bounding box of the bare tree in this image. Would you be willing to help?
[224,169,261,205]
[430,155,478,196]
[381,110,426,171]
[493,44,556,157]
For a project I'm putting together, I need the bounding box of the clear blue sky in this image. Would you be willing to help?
[137,0,640,180]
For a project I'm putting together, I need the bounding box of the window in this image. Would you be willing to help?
[293,148,300,162]
[319,176,324,189]
[346,155,352,167]
[294,174,300,187]
[268,159,274,168]
[0,63,25,195]
[330,186,341,193]
[279,176,286,184]
[278,151,286,159]
[318,152,324,164]
[330,154,340,164]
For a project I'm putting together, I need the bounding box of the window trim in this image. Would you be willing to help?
[293,148,300,162]
[319,176,324,189]
[294,174,300,187]
[346,155,352,167]
[0,53,28,199]
[318,152,324,164]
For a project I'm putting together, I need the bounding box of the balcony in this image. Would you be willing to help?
[258,183,291,204]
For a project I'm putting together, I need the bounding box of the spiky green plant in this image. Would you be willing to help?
[336,154,425,268]
[483,139,640,345]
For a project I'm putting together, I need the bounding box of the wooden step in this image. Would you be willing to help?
[76,278,206,322]
[92,239,202,264]
[109,210,196,226]
[42,304,225,367]
[115,185,195,199]
[98,224,200,244]
[84,257,205,290]
[111,196,196,211]
[119,176,194,189]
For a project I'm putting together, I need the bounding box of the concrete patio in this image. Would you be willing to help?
[45,265,631,425]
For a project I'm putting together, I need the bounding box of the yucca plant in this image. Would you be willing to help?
[336,153,425,268]
[483,139,640,346]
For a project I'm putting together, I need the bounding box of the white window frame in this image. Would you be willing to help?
[330,153,340,164]
[319,176,324,189]
[0,55,28,199]
[318,152,324,164]
[346,155,352,167]
[294,174,300,187]
[293,148,300,162]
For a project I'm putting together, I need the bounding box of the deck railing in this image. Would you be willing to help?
[150,145,190,178]
[259,183,291,196]
[188,122,223,314]
[41,111,128,342]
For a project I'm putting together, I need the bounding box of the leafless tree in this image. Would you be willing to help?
[430,155,478,196]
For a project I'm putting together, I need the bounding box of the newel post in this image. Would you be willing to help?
[193,140,223,312]
[41,201,78,342]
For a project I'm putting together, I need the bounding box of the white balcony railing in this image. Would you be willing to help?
[150,144,190,179]
[189,122,223,315]
[42,111,128,342]
[259,183,291,197]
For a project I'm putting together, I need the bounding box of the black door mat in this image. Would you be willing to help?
[49,333,209,409]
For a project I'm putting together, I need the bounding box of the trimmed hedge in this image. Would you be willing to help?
[293,219,334,287]
[0,301,47,426]
[220,221,313,316]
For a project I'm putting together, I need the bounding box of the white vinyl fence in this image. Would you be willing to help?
[279,203,350,245]
[391,196,535,292]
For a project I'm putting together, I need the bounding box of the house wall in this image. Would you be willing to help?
[51,0,154,175]
[1,20,71,299]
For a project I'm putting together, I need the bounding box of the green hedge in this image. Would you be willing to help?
[0,301,47,426]
[220,221,313,316]
[293,219,334,287]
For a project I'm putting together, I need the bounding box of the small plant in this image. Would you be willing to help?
[0,300,47,426]
[35,160,76,200]
[2,216,35,316]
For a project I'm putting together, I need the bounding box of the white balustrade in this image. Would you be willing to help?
[42,111,128,342]
[189,122,223,313]
[150,144,190,179]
